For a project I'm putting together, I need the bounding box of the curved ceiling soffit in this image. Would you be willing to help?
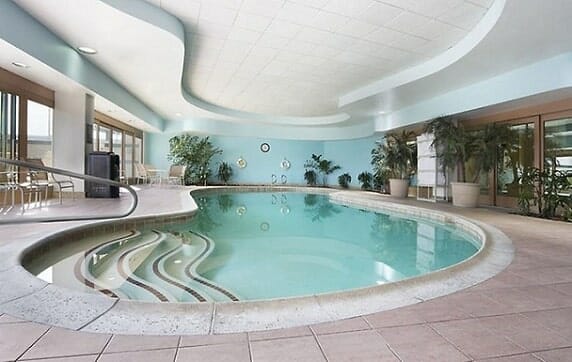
[338,0,507,108]
[101,0,350,127]
[164,115,375,141]
[0,1,165,132]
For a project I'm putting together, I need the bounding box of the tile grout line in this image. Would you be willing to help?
[94,334,114,362]
[309,326,329,362]
[77,298,119,332]
[367,317,404,362]
[246,331,253,362]
[14,326,52,361]
[427,322,473,360]
[0,283,49,308]
[173,335,182,362]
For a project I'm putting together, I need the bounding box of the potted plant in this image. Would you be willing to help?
[358,171,373,190]
[217,161,233,185]
[338,173,351,189]
[425,116,514,207]
[303,154,341,186]
[371,131,417,198]
[168,134,222,185]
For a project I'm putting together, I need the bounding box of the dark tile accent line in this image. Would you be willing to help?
[151,241,207,302]
[184,230,239,302]
[116,231,169,302]
[73,231,138,299]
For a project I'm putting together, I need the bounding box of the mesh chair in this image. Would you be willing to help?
[134,163,149,184]
[26,159,75,204]
[0,167,44,213]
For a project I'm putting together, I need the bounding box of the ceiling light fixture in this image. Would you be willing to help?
[78,46,97,55]
[175,112,182,117]
[12,61,29,68]
[378,111,387,115]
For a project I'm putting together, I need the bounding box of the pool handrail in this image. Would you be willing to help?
[0,158,138,224]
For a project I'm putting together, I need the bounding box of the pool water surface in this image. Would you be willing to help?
[29,192,479,303]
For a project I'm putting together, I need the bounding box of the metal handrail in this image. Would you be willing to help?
[0,158,138,224]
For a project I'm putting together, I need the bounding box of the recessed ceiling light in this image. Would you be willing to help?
[175,112,182,117]
[78,46,97,55]
[378,111,387,115]
[12,61,29,68]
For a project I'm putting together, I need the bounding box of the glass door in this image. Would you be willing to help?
[496,121,536,208]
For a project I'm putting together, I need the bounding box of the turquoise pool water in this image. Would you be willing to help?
[31,192,480,303]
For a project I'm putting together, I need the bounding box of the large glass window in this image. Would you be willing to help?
[92,118,143,182]
[544,118,572,195]
[134,136,142,165]
[0,92,20,161]
[124,133,133,178]
[26,100,53,166]
[98,125,111,152]
[497,122,535,197]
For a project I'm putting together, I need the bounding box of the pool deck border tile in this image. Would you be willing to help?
[0,186,514,335]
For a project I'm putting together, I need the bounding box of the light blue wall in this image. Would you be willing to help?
[145,133,379,188]
[323,135,378,188]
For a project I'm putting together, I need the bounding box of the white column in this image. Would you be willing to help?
[52,92,93,192]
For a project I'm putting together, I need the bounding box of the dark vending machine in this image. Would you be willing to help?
[86,152,120,198]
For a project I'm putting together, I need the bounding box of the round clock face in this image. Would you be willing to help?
[260,142,270,153]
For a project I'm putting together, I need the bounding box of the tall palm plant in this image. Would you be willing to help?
[424,116,471,182]
[304,154,341,186]
[372,131,417,180]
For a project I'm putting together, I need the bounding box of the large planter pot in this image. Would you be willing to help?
[451,182,480,207]
[389,178,409,198]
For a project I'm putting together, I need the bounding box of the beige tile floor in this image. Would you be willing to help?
[1,187,572,361]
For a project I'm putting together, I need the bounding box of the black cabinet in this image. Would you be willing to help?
[86,152,120,198]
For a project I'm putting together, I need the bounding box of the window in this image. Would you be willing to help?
[27,100,53,166]
[98,125,111,152]
[0,91,20,161]
[497,122,535,197]
[92,114,143,182]
[124,133,133,178]
[544,117,572,196]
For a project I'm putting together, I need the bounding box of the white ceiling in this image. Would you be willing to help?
[6,0,572,139]
[151,0,492,117]
[12,0,492,124]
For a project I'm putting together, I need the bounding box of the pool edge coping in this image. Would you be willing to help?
[0,186,514,335]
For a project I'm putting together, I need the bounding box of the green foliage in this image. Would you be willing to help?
[168,134,222,185]
[518,167,572,219]
[425,117,515,183]
[424,116,471,182]
[304,169,317,186]
[217,161,233,184]
[338,173,351,188]
[372,168,391,193]
[304,154,341,186]
[303,193,341,222]
[358,171,373,190]
[371,131,417,181]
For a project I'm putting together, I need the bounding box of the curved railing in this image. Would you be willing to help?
[0,158,138,224]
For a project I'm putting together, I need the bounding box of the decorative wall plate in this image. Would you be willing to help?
[280,158,291,170]
[260,142,270,153]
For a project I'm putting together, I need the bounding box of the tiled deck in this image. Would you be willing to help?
[1,187,572,361]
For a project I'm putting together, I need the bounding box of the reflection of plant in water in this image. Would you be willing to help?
[304,194,318,206]
[190,196,221,234]
[217,194,235,213]
[303,194,341,222]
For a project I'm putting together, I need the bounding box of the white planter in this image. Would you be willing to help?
[451,182,481,207]
[389,178,409,198]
